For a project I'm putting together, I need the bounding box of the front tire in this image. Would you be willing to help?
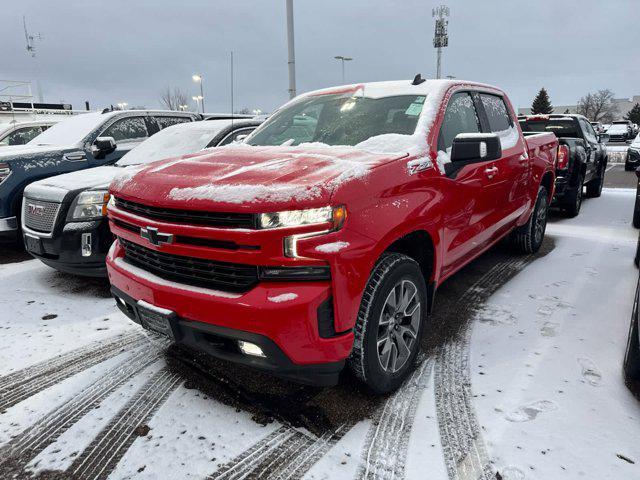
[510,186,548,254]
[348,253,427,394]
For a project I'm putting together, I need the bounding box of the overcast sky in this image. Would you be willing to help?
[3,0,639,113]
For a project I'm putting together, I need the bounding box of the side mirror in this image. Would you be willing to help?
[92,136,117,159]
[598,133,610,144]
[234,134,249,142]
[450,133,502,163]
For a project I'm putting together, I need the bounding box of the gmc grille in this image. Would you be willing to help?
[23,199,61,233]
[115,198,257,229]
[119,238,259,293]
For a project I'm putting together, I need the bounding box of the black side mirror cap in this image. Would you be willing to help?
[598,133,610,144]
[92,136,117,159]
[451,133,502,162]
[444,133,502,178]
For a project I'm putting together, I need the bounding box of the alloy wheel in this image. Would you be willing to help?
[534,197,548,245]
[377,279,421,373]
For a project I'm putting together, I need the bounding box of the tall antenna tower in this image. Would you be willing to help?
[23,16,42,58]
[432,5,450,79]
[22,16,44,102]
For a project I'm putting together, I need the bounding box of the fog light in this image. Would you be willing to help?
[81,233,92,257]
[238,340,265,357]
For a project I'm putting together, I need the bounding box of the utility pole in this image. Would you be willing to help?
[23,16,44,102]
[230,51,234,123]
[286,0,296,99]
[432,5,450,79]
[334,56,353,84]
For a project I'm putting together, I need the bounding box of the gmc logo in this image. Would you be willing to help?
[140,226,174,246]
[27,203,45,216]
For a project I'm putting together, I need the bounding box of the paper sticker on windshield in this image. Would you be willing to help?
[414,96,426,104]
[405,103,424,116]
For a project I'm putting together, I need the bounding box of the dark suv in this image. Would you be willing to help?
[0,109,199,242]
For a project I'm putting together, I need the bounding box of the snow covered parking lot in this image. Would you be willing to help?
[1,188,639,480]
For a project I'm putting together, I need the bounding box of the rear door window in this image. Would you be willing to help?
[155,116,193,130]
[101,117,148,143]
[438,92,481,151]
[479,94,512,132]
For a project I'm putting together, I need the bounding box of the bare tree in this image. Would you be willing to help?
[159,87,189,111]
[576,89,619,122]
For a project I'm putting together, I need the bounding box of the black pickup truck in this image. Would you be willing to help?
[519,114,608,217]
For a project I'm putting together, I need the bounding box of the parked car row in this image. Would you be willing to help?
[5,78,610,394]
[607,120,638,143]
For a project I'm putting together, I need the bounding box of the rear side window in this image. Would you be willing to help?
[438,92,480,151]
[155,116,192,130]
[480,94,512,132]
[3,126,44,146]
[102,117,148,142]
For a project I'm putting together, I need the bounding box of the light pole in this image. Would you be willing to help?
[192,95,203,113]
[432,6,450,79]
[192,74,205,113]
[334,56,353,84]
[286,0,296,99]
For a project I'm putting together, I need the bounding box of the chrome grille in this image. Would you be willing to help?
[23,199,61,233]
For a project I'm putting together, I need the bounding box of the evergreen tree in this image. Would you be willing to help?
[625,103,640,125]
[531,88,554,114]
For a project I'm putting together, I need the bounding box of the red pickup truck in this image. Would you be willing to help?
[106,79,557,393]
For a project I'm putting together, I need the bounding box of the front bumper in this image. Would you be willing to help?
[0,216,18,241]
[23,219,113,277]
[106,240,354,385]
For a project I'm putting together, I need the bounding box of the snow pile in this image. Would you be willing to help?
[27,112,110,148]
[267,293,298,303]
[315,241,350,253]
[169,182,323,204]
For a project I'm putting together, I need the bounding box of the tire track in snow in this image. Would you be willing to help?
[435,255,532,480]
[0,339,165,474]
[209,423,352,480]
[355,358,434,480]
[0,331,144,412]
[66,368,181,480]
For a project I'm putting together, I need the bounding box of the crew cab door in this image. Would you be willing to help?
[437,91,500,278]
[477,93,529,231]
[579,118,600,181]
[89,115,149,165]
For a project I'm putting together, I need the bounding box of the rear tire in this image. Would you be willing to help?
[585,165,605,198]
[348,253,427,394]
[624,279,640,382]
[510,186,548,254]
[563,172,583,218]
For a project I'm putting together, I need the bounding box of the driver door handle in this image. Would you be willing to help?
[484,166,499,179]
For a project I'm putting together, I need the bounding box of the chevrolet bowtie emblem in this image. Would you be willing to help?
[140,226,174,246]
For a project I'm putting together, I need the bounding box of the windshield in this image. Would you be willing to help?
[246,93,424,147]
[607,125,628,133]
[519,119,579,138]
[27,112,106,147]
[116,122,220,166]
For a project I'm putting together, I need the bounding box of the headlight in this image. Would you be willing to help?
[71,190,110,220]
[259,206,347,230]
[0,163,11,185]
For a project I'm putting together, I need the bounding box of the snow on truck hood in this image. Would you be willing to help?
[111,145,406,211]
[31,165,123,192]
